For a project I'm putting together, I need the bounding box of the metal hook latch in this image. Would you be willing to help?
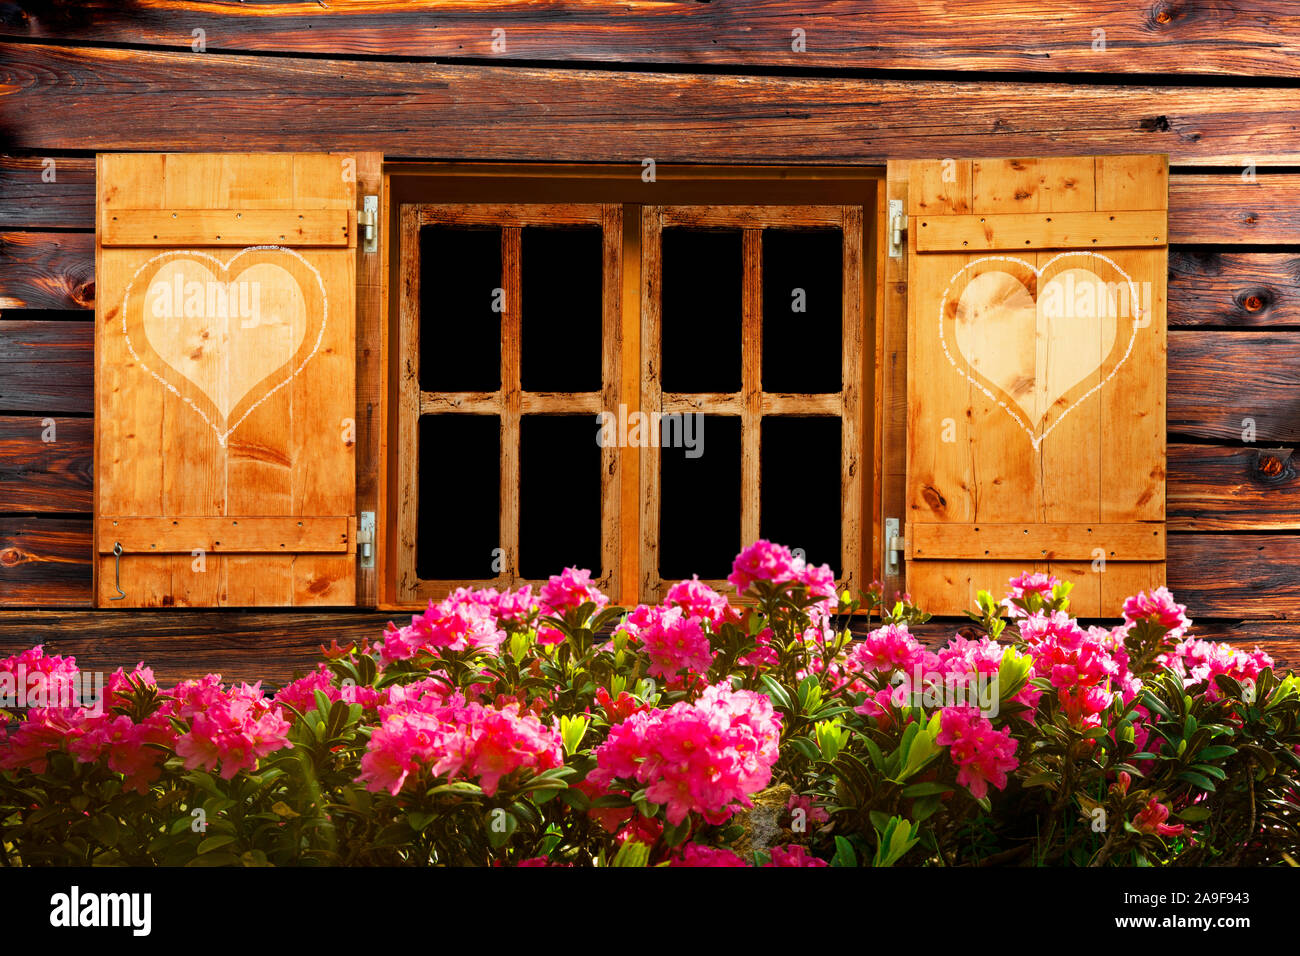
[109,541,126,601]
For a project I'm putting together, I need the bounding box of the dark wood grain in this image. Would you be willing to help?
[3,43,1300,165]
[1170,252,1300,328]
[4,1,1300,77]
[1168,331,1300,442]
[1169,175,1300,245]
[1168,534,1300,621]
[0,517,91,606]
[0,610,398,685]
[1169,443,1300,531]
[0,415,92,511]
[0,231,94,309]
[0,155,95,228]
[0,319,92,413]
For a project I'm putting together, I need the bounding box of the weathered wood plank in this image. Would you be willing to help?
[0,155,95,228]
[4,44,1300,165]
[0,416,92,512]
[1168,534,1300,620]
[1169,252,1300,327]
[1169,175,1300,244]
[0,231,94,309]
[0,517,91,606]
[1168,331,1300,442]
[5,1,1300,78]
[0,319,92,412]
[0,610,397,685]
[1169,443,1300,531]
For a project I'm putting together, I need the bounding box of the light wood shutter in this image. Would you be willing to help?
[903,155,1168,617]
[95,153,367,607]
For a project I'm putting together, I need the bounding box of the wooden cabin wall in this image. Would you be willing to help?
[3,2,1300,682]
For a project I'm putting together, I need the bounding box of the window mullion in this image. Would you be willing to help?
[500,226,523,587]
[741,227,763,551]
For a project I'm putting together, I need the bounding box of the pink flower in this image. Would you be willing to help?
[766,845,828,867]
[356,691,563,797]
[728,540,799,593]
[628,606,715,679]
[671,844,749,867]
[1122,587,1191,642]
[664,577,739,628]
[539,568,609,616]
[379,593,506,663]
[1133,797,1185,837]
[786,793,829,827]
[590,683,782,825]
[70,713,173,794]
[169,679,292,780]
[936,706,1019,800]
[1002,572,1060,618]
[846,623,925,675]
[1157,638,1272,701]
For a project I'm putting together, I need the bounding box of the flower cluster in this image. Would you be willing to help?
[936,705,1019,800]
[590,683,782,825]
[727,539,836,601]
[169,677,293,779]
[1158,638,1273,701]
[357,689,563,797]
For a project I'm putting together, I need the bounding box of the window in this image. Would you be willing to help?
[640,205,865,600]
[383,166,878,609]
[395,203,623,604]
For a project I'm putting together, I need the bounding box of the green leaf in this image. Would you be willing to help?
[758,675,794,712]
[197,834,238,855]
[900,781,953,798]
[832,836,858,868]
[1195,745,1236,761]
[610,841,651,867]
[1177,770,1217,792]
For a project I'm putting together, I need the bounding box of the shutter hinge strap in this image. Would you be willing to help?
[358,195,379,253]
[888,199,905,258]
[885,517,904,575]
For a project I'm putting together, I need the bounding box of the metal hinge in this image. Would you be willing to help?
[357,511,375,569]
[358,195,379,253]
[887,199,905,258]
[885,517,905,575]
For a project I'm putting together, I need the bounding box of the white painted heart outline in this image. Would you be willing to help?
[120,246,329,447]
[938,252,1143,451]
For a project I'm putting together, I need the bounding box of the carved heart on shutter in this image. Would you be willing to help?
[940,253,1143,449]
[120,247,329,446]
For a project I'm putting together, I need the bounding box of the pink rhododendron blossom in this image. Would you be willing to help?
[70,713,173,794]
[357,691,563,797]
[1157,638,1272,701]
[766,845,828,867]
[1133,797,1185,837]
[936,706,1019,800]
[539,567,609,615]
[590,683,782,825]
[727,540,800,593]
[664,576,739,628]
[1001,572,1060,618]
[786,793,829,826]
[627,605,714,678]
[379,592,507,663]
[670,844,749,867]
[737,627,779,671]
[273,664,384,715]
[846,623,925,675]
[169,680,292,780]
[1122,587,1192,642]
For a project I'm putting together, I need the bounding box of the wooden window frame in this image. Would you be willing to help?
[378,163,882,611]
[395,202,623,605]
[639,204,866,601]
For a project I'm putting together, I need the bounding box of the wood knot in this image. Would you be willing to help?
[1151,1,1178,25]
[1252,447,1294,484]
[1239,289,1271,313]
[0,547,21,568]
[1140,115,1172,133]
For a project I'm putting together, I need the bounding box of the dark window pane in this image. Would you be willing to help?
[419,226,501,392]
[661,228,742,393]
[760,417,840,576]
[660,415,740,580]
[762,229,842,393]
[520,415,602,580]
[521,227,603,393]
[417,415,500,579]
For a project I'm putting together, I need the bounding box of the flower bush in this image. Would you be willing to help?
[2,542,1298,866]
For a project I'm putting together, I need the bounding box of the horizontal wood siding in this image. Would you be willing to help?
[1,13,1299,672]
[5,2,1300,77]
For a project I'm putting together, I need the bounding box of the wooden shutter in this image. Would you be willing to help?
[902,155,1168,617]
[95,153,371,607]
